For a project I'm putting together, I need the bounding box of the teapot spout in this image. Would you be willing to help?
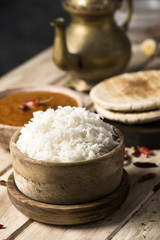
[50,18,69,70]
[50,18,80,71]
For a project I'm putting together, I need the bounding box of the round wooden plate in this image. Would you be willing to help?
[7,170,129,225]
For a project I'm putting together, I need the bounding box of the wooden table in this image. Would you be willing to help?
[0,46,160,240]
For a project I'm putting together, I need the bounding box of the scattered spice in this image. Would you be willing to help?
[0,224,4,229]
[134,162,158,168]
[131,146,153,158]
[19,97,53,111]
[149,219,156,222]
[138,173,156,182]
[141,223,146,226]
[152,211,157,214]
[153,182,160,192]
[124,150,132,166]
[124,151,131,161]
[132,146,141,157]
[0,180,7,186]
[139,146,152,156]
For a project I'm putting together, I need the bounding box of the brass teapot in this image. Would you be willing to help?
[51,0,132,90]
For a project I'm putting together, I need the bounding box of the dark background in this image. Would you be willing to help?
[1,0,160,77]
[0,0,69,76]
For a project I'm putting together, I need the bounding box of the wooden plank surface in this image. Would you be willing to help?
[0,148,11,173]
[0,170,29,239]
[0,45,160,240]
[112,191,160,240]
[0,48,67,91]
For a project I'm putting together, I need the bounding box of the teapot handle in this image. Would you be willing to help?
[121,0,132,31]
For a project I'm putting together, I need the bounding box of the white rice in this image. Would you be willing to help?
[16,106,119,162]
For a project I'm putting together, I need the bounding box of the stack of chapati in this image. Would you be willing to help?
[90,70,160,125]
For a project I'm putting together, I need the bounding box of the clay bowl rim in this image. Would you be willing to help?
[0,85,83,129]
[10,126,124,167]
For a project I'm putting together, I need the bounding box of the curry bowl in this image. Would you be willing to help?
[0,86,82,148]
[10,126,125,205]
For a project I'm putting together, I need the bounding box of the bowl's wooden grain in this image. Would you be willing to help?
[10,126,125,205]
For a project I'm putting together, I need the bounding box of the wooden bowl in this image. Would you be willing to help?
[0,86,82,148]
[10,126,125,205]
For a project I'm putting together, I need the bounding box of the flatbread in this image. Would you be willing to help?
[95,104,160,124]
[90,70,160,112]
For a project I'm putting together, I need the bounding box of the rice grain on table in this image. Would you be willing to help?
[16,106,118,162]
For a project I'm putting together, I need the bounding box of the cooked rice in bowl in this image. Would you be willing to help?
[16,106,119,162]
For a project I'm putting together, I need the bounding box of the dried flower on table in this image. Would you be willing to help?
[139,146,152,156]
[134,162,158,168]
[138,173,156,182]
[131,146,153,158]
[0,224,4,229]
[0,180,7,186]
[132,146,141,157]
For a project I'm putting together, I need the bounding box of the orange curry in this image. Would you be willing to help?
[0,91,78,126]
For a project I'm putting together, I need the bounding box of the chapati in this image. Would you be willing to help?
[95,104,160,124]
[90,70,160,112]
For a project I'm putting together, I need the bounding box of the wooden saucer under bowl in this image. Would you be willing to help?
[7,170,129,225]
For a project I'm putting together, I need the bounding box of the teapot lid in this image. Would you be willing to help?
[62,0,122,15]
